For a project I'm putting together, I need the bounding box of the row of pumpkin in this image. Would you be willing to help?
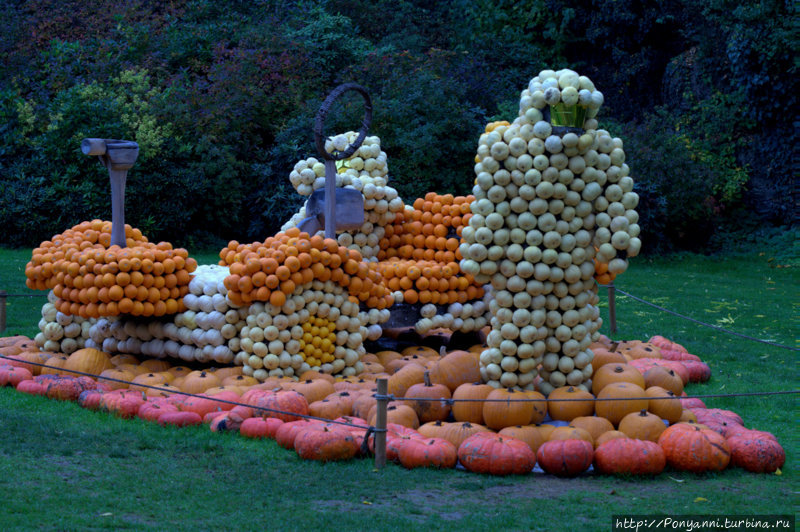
[0,333,784,475]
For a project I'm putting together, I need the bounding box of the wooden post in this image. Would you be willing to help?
[608,281,617,335]
[0,290,6,333]
[374,378,388,469]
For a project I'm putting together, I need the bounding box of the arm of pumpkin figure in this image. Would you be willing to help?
[587,128,641,276]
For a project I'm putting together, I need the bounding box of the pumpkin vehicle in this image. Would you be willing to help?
[24,72,637,391]
[2,70,785,479]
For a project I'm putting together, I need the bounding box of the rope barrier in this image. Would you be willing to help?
[2,351,797,470]
[610,286,800,351]
[383,390,799,403]
[1,354,797,405]
[0,353,369,432]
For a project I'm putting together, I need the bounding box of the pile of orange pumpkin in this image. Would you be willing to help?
[593,259,617,286]
[0,333,784,475]
[218,227,392,310]
[377,193,473,263]
[25,220,196,318]
[374,259,482,305]
[374,193,484,305]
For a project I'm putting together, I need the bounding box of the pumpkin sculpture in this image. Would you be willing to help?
[461,69,642,392]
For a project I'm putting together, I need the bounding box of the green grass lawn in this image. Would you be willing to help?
[0,248,797,531]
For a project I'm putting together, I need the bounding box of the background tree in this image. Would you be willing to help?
[0,0,795,252]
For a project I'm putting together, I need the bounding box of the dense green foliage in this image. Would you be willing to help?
[0,0,796,251]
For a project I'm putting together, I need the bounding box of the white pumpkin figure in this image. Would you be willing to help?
[461,69,641,393]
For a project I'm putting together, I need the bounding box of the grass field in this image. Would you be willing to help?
[0,248,797,531]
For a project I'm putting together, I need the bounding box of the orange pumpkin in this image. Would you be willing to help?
[428,350,481,392]
[369,404,419,429]
[451,382,493,424]
[590,348,627,370]
[645,386,683,424]
[438,422,491,449]
[110,354,140,366]
[594,430,629,447]
[298,369,336,383]
[309,398,351,420]
[592,363,645,395]
[570,416,614,446]
[404,372,451,423]
[617,409,667,442]
[211,366,243,381]
[387,363,426,398]
[181,371,221,394]
[289,379,336,405]
[40,355,69,375]
[595,382,648,426]
[498,425,546,455]
[63,348,113,377]
[658,423,731,472]
[643,366,684,396]
[547,386,595,421]
[547,426,594,447]
[129,372,168,392]
[139,359,172,373]
[483,388,535,430]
